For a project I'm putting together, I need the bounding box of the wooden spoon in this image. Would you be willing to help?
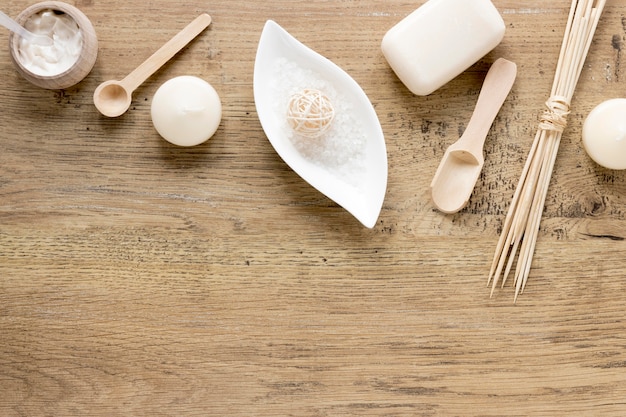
[94,13,212,117]
[430,58,517,214]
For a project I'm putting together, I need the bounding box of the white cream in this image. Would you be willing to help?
[582,98,626,170]
[381,0,505,96]
[18,9,83,76]
[151,76,222,147]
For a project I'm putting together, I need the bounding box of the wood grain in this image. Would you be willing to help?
[2,1,626,416]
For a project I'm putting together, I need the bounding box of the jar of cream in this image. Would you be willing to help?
[8,1,98,89]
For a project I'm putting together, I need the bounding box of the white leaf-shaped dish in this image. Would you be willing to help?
[253,20,388,228]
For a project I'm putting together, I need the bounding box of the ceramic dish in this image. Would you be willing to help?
[253,20,387,228]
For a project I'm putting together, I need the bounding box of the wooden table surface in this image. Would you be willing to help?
[2,0,626,415]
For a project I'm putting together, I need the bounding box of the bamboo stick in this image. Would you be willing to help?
[489,0,606,301]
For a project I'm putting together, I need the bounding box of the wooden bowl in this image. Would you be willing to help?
[8,1,98,89]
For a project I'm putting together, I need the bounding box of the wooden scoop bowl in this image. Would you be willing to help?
[430,58,517,214]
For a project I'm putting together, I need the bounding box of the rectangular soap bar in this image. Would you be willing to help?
[381,0,505,96]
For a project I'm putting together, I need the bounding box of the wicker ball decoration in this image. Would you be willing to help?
[287,89,335,138]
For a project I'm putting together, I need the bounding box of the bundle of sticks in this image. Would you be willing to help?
[488,0,607,301]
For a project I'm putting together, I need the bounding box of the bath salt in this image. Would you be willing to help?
[269,57,367,186]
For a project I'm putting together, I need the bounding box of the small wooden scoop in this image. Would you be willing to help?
[94,13,212,117]
[430,58,517,214]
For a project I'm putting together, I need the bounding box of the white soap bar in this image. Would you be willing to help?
[151,76,222,147]
[582,98,626,170]
[381,0,505,96]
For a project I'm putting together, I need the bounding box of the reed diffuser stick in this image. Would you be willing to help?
[488,0,606,302]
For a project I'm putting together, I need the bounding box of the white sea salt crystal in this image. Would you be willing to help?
[269,57,367,186]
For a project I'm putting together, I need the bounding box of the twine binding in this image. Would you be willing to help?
[539,96,571,133]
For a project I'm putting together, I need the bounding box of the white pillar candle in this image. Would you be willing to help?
[582,98,626,170]
[151,75,222,146]
[381,0,505,96]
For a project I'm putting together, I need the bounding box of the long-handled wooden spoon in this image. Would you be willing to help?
[430,58,517,214]
[94,13,212,117]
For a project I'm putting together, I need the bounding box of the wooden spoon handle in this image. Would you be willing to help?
[121,13,212,92]
[460,58,517,153]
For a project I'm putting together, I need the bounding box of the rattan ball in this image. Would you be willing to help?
[287,89,335,138]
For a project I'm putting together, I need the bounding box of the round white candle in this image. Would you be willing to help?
[582,98,626,170]
[151,76,221,146]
